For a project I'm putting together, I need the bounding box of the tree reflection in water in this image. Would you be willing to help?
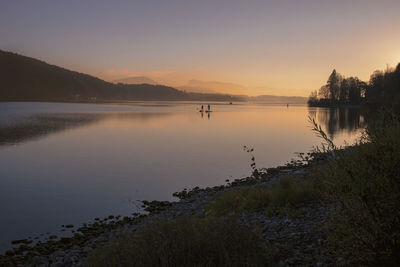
[308,107,367,139]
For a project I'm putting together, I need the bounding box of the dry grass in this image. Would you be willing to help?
[86,216,270,267]
[206,176,319,216]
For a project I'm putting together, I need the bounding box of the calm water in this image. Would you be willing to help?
[0,102,365,251]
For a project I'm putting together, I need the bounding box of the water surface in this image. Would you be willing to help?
[0,102,364,251]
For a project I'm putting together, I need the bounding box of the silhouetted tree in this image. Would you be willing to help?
[307,90,318,105]
[366,70,384,102]
[318,85,330,99]
[308,64,400,107]
[339,78,349,103]
[364,64,400,106]
[327,69,342,101]
[347,77,364,104]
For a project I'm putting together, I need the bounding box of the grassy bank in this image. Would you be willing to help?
[205,175,319,217]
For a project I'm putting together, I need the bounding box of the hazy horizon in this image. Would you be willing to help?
[1,0,399,96]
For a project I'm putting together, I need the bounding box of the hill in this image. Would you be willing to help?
[177,79,246,94]
[0,50,243,102]
[113,76,157,85]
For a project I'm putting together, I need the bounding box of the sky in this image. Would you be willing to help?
[1,0,399,96]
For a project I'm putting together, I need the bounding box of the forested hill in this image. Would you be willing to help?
[0,50,243,102]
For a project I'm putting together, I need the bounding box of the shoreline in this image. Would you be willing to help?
[0,159,340,266]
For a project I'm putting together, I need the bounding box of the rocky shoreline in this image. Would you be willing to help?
[0,164,341,267]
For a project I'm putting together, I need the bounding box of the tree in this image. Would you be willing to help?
[348,77,362,104]
[327,69,342,101]
[366,70,384,102]
[309,90,318,100]
[308,90,318,105]
[318,85,330,99]
[339,78,349,103]
[309,62,400,107]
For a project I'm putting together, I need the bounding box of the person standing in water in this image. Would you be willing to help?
[201,105,204,112]
[207,104,210,111]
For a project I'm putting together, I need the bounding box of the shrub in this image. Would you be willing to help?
[86,216,270,267]
[311,111,400,265]
[206,176,318,216]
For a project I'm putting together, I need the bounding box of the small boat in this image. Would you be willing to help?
[205,110,213,113]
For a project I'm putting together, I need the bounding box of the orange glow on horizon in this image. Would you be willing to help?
[91,53,400,97]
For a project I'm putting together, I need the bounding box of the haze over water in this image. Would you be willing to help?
[0,102,364,251]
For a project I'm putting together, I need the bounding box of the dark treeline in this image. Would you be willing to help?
[308,63,400,107]
[0,50,243,102]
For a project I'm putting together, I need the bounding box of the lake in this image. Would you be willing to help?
[0,101,365,251]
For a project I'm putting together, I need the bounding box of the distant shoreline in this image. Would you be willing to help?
[0,99,310,105]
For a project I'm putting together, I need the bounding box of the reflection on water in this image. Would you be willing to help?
[308,107,366,138]
[0,112,173,146]
[0,114,101,146]
[0,104,367,147]
[199,111,212,120]
[0,102,365,251]
[0,106,367,147]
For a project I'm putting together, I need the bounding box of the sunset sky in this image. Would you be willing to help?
[1,0,399,96]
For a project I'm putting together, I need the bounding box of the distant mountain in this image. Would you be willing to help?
[177,85,216,94]
[249,95,308,104]
[178,79,247,94]
[113,76,157,85]
[0,50,243,102]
